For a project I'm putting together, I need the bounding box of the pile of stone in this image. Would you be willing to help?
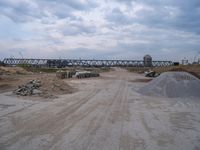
[138,72,200,98]
[56,70,76,79]
[75,71,100,79]
[56,70,100,79]
[13,80,42,96]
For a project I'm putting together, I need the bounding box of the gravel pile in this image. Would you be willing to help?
[138,72,200,98]
[13,80,42,96]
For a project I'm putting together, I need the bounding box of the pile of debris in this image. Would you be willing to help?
[56,70,76,79]
[75,71,100,79]
[144,70,160,77]
[56,70,100,79]
[138,72,200,98]
[13,80,42,96]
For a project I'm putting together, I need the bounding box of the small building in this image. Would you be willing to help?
[143,54,152,67]
[181,58,189,65]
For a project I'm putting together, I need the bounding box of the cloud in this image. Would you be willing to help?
[134,1,200,34]
[106,8,132,25]
[0,0,200,62]
[0,0,43,22]
[62,22,96,36]
[0,0,97,23]
[106,0,200,34]
[40,0,97,11]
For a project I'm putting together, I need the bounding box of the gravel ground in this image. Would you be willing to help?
[0,68,200,150]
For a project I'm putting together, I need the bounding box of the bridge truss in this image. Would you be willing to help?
[3,58,173,67]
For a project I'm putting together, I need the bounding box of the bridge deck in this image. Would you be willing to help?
[3,58,173,67]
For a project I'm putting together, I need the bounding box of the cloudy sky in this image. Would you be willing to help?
[0,0,200,62]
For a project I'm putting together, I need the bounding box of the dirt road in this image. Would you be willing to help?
[0,69,200,150]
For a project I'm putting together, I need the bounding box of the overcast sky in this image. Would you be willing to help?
[0,0,200,62]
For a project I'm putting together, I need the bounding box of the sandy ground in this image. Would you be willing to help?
[0,73,73,98]
[0,68,200,150]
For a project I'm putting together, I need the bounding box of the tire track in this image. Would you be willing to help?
[52,80,125,150]
[0,89,100,149]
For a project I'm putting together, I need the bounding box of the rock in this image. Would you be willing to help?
[145,70,159,77]
[33,89,42,95]
[13,80,42,96]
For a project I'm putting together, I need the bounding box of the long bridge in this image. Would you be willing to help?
[3,58,173,67]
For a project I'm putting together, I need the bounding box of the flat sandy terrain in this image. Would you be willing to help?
[0,68,200,150]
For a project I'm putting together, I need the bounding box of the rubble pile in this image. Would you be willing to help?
[56,70,100,79]
[144,70,159,77]
[56,70,76,79]
[13,80,42,96]
[75,71,100,79]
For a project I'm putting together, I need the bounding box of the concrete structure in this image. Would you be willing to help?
[143,54,152,67]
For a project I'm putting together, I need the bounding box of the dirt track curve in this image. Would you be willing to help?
[0,68,200,150]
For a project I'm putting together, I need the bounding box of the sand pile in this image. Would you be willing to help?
[12,75,74,98]
[39,76,74,97]
[138,72,200,98]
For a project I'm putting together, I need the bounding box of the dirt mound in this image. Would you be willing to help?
[0,67,32,75]
[0,76,19,93]
[138,72,200,98]
[39,76,74,98]
[13,75,74,98]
